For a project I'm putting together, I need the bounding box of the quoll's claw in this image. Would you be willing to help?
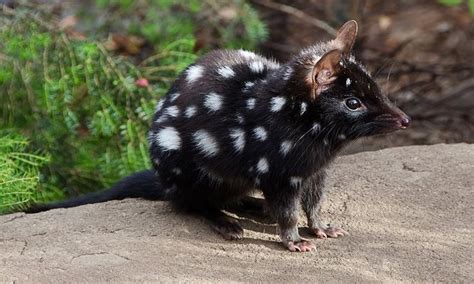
[314,228,328,239]
[313,227,347,239]
[286,239,316,252]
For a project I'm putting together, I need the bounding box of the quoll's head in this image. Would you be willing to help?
[295,20,410,139]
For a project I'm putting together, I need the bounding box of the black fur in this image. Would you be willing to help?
[26,170,164,213]
[147,47,409,250]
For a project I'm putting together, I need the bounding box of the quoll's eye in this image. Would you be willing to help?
[345,97,363,111]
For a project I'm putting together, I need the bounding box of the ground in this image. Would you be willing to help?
[1,143,473,282]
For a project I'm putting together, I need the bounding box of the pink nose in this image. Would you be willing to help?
[399,116,411,129]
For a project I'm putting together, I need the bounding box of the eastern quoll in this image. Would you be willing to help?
[27,21,410,252]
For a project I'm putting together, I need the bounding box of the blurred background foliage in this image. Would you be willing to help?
[0,134,52,213]
[0,0,268,213]
[1,0,472,214]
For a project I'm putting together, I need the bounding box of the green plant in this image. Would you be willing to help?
[0,133,56,214]
[0,8,196,200]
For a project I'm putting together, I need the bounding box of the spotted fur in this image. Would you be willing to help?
[147,37,410,252]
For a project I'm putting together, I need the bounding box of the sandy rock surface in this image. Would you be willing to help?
[1,144,473,282]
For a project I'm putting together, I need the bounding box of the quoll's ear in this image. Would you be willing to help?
[309,49,342,99]
[333,20,358,56]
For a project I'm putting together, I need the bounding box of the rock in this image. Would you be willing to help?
[1,144,473,282]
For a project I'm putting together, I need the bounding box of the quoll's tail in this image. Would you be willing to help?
[26,170,168,213]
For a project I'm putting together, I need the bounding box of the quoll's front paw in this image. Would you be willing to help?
[284,238,316,252]
[312,226,347,239]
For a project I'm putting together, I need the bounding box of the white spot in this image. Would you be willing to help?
[246,98,256,110]
[368,84,371,90]
[172,168,182,175]
[280,140,293,156]
[229,128,245,153]
[270,97,286,112]
[193,130,219,157]
[312,123,321,134]
[346,78,351,87]
[300,102,307,115]
[204,92,223,112]
[185,105,197,118]
[338,134,346,140]
[155,115,167,124]
[290,177,303,188]
[256,157,269,174]
[243,81,255,92]
[253,126,268,141]
[235,114,244,124]
[239,49,257,59]
[155,99,165,112]
[267,59,280,69]
[323,139,329,145]
[249,166,254,172]
[249,61,265,73]
[156,127,181,151]
[186,65,204,84]
[283,67,293,81]
[217,66,235,78]
[255,177,261,185]
[153,158,160,165]
[165,106,179,117]
[169,93,181,102]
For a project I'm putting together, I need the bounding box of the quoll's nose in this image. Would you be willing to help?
[399,115,411,129]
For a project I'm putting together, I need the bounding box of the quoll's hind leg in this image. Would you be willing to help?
[170,170,246,241]
[225,196,270,217]
[203,208,244,240]
[262,184,316,252]
[301,171,347,239]
[176,193,245,240]
[176,192,245,240]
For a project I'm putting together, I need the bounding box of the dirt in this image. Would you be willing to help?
[1,143,473,282]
